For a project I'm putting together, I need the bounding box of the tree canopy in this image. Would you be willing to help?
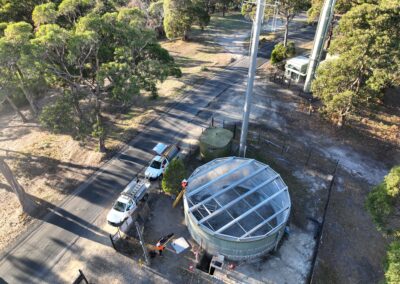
[31,6,181,151]
[311,0,400,126]
[162,158,186,195]
[0,21,39,115]
[163,0,210,39]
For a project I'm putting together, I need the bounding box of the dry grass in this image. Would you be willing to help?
[0,17,236,251]
[158,39,233,97]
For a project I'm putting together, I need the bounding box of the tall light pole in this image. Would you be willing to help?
[303,0,337,93]
[239,0,266,157]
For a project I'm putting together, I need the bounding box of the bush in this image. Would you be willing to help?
[270,42,296,65]
[365,183,394,229]
[366,166,400,229]
[286,42,296,57]
[161,158,186,195]
[385,241,400,284]
[40,96,75,134]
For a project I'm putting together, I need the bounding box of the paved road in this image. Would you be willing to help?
[0,20,315,283]
[0,56,260,283]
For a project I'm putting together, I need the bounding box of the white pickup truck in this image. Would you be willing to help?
[144,143,180,180]
[107,178,150,227]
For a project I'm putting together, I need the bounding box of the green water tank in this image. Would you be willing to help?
[199,127,233,161]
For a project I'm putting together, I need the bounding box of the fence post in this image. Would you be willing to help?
[211,116,214,127]
[233,123,237,138]
[135,221,151,266]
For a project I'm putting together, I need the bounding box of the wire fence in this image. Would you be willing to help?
[209,117,339,176]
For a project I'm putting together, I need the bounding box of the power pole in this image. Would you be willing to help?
[239,0,266,157]
[303,0,337,93]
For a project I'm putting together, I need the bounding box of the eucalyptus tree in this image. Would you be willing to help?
[34,8,181,151]
[311,0,400,126]
[163,0,210,39]
[0,22,39,115]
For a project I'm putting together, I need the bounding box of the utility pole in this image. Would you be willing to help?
[303,0,337,93]
[239,0,266,157]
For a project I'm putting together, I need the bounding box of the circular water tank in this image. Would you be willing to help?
[183,157,291,261]
[199,128,233,161]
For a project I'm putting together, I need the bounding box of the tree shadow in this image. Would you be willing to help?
[0,150,129,184]
[0,182,12,192]
[5,254,63,284]
[173,55,209,68]
[27,193,109,245]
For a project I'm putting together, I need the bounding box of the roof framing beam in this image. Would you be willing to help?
[239,206,289,239]
[186,159,254,198]
[231,187,271,228]
[191,157,235,179]
[190,165,270,213]
[213,198,248,235]
[197,175,279,225]
[214,187,288,234]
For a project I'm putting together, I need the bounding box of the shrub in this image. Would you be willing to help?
[286,42,296,57]
[385,240,400,284]
[162,158,186,195]
[40,96,75,134]
[366,166,400,229]
[270,42,296,65]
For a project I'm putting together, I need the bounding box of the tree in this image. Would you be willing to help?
[39,93,77,134]
[164,0,194,39]
[58,0,95,25]
[0,158,36,214]
[33,7,181,151]
[0,0,43,23]
[0,22,39,116]
[163,0,209,40]
[161,158,186,195]
[385,240,400,284]
[274,0,310,47]
[311,0,400,126]
[242,0,309,47]
[32,3,58,28]
[366,166,400,230]
[148,0,165,37]
[270,42,295,65]
[0,88,28,122]
[307,0,353,22]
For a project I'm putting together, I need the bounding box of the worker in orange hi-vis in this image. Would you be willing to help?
[155,233,174,256]
[156,244,165,256]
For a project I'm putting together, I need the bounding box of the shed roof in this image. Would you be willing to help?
[286,56,309,69]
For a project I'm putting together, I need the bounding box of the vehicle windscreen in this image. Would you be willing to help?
[150,160,162,169]
[113,201,127,212]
